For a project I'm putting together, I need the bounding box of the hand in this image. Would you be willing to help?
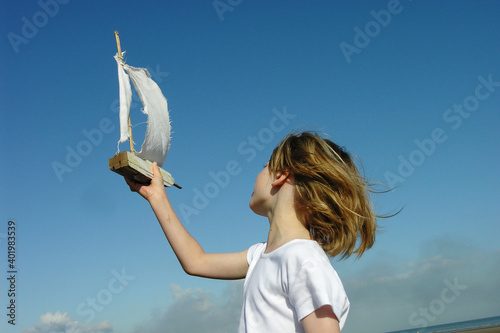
[125,162,167,203]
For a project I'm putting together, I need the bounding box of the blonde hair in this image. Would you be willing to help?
[269,131,378,259]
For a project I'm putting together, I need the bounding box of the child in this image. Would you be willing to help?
[125,131,378,332]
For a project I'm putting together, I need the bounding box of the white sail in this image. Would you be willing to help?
[114,54,132,144]
[114,53,171,167]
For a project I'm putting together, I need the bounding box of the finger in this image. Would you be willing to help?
[152,162,161,178]
[125,177,141,192]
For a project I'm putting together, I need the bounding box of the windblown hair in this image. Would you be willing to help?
[268,131,378,259]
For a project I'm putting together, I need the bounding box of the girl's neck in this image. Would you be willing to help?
[263,174,310,253]
[265,205,310,253]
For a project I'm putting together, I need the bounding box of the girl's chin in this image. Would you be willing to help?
[249,201,267,217]
[249,200,257,213]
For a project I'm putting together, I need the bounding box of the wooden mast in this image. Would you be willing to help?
[114,31,135,154]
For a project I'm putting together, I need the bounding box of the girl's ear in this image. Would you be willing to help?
[271,172,290,187]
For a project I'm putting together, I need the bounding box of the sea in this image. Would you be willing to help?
[386,316,500,333]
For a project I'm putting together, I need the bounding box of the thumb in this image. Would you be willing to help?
[151,162,164,185]
[152,161,160,174]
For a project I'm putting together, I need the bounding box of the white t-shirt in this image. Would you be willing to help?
[238,239,350,332]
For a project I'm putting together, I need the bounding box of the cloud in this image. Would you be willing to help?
[23,311,113,333]
[29,239,497,333]
[115,237,499,333]
[131,280,243,333]
[342,238,500,333]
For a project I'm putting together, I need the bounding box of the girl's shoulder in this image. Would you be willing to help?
[269,239,331,267]
[246,242,266,264]
[248,239,331,269]
[279,239,324,255]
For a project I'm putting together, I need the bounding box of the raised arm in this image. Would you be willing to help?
[125,162,249,280]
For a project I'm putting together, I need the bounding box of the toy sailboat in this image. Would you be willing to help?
[108,31,181,189]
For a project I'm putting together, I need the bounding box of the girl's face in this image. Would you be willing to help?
[249,162,273,216]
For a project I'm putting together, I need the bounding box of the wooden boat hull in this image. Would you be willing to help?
[108,151,180,188]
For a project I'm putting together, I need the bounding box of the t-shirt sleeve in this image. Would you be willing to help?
[246,242,266,265]
[288,259,350,328]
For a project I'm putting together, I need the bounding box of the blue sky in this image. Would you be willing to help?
[1,1,499,332]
